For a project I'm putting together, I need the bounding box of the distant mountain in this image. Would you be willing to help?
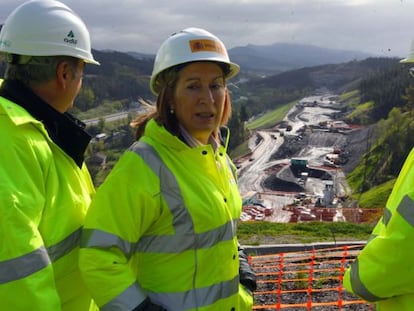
[98,49,154,61]
[126,51,155,60]
[247,57,400,93]
[228,43,373,74]
[121,43,373,75]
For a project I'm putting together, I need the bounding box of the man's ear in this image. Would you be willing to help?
[56,61,70,88]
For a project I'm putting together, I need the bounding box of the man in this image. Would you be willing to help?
[0,0,100,310]
[343,45,414,310]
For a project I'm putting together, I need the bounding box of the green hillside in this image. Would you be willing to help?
[246,100,297,130]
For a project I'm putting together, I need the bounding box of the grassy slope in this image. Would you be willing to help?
[340,90,396,208]
[246,100,297,130]
[357,179,395,208]
[238,221,373,245]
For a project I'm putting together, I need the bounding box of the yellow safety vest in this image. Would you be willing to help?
[0,95,97,310]
[80,119,252,310]
[344,147,414,310]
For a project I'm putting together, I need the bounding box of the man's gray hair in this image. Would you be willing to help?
[4,55,79,87]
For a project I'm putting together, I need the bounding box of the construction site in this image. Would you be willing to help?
[237,94,381,309]
[237,94,382,224]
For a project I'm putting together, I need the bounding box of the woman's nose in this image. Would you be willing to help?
[200,87,214,104]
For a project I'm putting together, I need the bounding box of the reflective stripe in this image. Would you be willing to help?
[82,218,236,254]
[81,228,135,259]
[397,195,414,227]
[48,228,81,261]
[0,246,50,284]
[150,275,239,310]
[136,219,236,253]
[101,282,146,311]
[225,153,237,182]
[130,141,195,231]
[0,229,81,284]
[349,258,381,302]
[382,207,392,226]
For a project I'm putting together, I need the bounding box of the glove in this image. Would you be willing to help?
[132,297,167,311]
[238,244,257,293]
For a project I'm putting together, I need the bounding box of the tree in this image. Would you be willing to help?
[403,84,414,114]
[227,108,246,151]
[240,104,249,122]
[75,86,96,111]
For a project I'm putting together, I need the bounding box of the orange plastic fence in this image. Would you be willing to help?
[250,245,374,310]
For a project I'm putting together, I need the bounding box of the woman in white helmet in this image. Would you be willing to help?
[0,0,99,310]
[79,28,256,310]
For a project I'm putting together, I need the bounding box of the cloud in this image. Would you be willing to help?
[0,0,412,57]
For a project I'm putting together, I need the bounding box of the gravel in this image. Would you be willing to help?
[251,245,375,310]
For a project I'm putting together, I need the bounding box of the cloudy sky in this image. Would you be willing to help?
[0,0,412,58]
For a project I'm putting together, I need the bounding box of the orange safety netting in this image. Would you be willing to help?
[250,244,374,310]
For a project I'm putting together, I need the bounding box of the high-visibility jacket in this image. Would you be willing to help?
[79,119,253,311]
[343,147,414,310]
[0,94,97,310]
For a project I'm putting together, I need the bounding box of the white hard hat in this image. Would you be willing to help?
[150,27,239,95]
[0,0,99,65]
[400,40,414,63]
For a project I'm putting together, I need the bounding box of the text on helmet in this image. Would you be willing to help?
[64,30,78,45]
[189,39,226,56]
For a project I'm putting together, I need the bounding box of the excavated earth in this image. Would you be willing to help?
[261,124,376,194]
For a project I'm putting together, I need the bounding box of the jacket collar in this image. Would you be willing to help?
[0,79,91,168]
[144,119,229,154]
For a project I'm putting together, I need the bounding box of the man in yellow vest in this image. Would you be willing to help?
[343,43,414,310]
[0,0,99,310]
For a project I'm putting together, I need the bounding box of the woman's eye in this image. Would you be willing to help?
[187,84,199,90]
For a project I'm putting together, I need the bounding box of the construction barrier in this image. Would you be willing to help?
[250,244,374,310]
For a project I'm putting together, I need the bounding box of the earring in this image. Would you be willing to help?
[170,107,174,114]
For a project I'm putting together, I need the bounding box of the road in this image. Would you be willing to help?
[238,131,286,193]
[83,110,136,126]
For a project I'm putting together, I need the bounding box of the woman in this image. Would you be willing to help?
[79,27,256,311]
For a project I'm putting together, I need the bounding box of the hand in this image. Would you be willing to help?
[133,297,167,311]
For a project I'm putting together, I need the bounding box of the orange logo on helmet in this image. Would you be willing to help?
[189,39,226,56]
